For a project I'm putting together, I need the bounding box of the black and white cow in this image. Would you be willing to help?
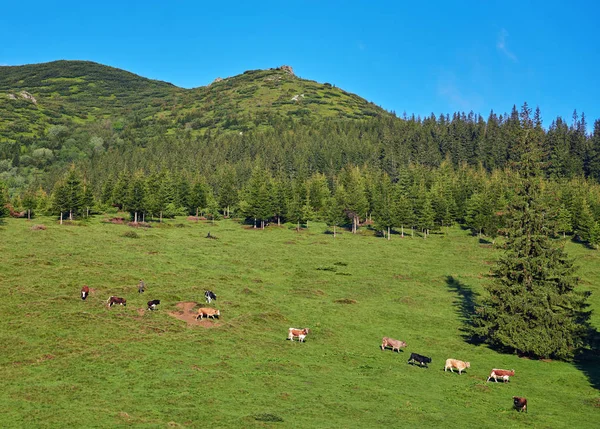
[205,290,217,303]
[408,352,432,367]
[147,299,160,311]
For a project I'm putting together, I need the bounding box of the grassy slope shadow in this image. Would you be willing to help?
[446,276,600,391]
[574,328,600,391]
[446,275,482,345]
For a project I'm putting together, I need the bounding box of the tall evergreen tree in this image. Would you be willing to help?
[126,171,147,222]
[189,178,209,216]
[556,204,573,238]
[0,181,9,219]
[326,189,347,238]
[82,182,95,217]
[472,138,591,360]
[63,167,84,219]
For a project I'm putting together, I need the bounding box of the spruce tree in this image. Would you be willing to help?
[326,190,346,238]
[189,178,209,216]
[574,198,595,243]
[63,168,84,220]
[50,182,69,223]
[0,181,9,219]
[126,172,147,222]
[556,204,573,238]
[372,173,395,239]
[82,183,94,218]
[472,138,591,360]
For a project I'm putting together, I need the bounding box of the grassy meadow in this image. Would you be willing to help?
[0,216,598,428]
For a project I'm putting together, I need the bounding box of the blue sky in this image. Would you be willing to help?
[1,1,599,129]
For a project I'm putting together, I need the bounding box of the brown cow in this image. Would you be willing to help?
[288,328,309,342]
[81,285,90,300]
[107,296,126,307]
[196,307,220,320]
[444,358,470,375]
[381,337,407,353]
[513,396,527,412]
[487,369,515,383]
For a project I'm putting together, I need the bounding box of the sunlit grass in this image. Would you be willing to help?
[0,217,598,427]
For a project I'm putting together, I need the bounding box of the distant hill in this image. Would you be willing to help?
[0,60,388,143]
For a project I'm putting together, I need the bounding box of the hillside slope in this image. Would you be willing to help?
[0,60,388,142]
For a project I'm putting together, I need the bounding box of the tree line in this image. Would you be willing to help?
[3,157,600,249]
[2,102,600,199]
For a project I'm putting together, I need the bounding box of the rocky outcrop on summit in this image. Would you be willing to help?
[279,65,294,76]
[211,77,223,85]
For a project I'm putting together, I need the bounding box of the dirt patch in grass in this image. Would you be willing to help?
[136,308,146,316]
[105,217,125,224]
[334,298,357,304]
[168,302,220,327]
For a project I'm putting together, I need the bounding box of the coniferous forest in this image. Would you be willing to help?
[2,61,600,252]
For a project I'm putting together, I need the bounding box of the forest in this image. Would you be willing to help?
[2,61,600,248]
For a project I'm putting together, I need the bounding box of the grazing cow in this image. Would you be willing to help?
[138,279,145,294]
[81,285,90,300]
[487,369,515,383]
[147,299,160,311]
[205,290,217,303]
[196,307,220,320]
[444,358,471,375]
[288,328,309,342]
[513,396,527,413]
[408,352,432,367]
[381,337,407,353]
[107,296,127,307]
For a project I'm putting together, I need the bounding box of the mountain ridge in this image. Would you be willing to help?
[0,60,389,144]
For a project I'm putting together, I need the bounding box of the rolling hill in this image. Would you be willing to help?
[0,60,388,143]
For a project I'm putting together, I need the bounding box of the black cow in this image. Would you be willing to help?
[513,396,527,413]
[205,290,217,303]
[408,352,432,367]
[147,299,160,311]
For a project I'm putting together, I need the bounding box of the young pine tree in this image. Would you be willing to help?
[472,139,591,360]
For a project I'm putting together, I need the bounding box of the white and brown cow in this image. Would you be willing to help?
[381,337,407,353]
[487,369,515,383]
[444,358,471,375]
[196,307,220,320]
[81,285,90,300]
[288,328,309,342]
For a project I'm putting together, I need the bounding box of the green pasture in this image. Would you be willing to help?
[0,217,598,428]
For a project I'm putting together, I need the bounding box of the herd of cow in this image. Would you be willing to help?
[80,281,220,320]
[80,283,527,413]
[381,336,528,412]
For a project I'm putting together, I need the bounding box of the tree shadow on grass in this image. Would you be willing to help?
[446,275,483,345]
[574,328,600,391]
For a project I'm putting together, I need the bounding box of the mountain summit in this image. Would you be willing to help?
[0,60,387,142]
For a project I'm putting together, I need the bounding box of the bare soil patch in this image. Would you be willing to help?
[334,298,357,304]
[168,302,220,327]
